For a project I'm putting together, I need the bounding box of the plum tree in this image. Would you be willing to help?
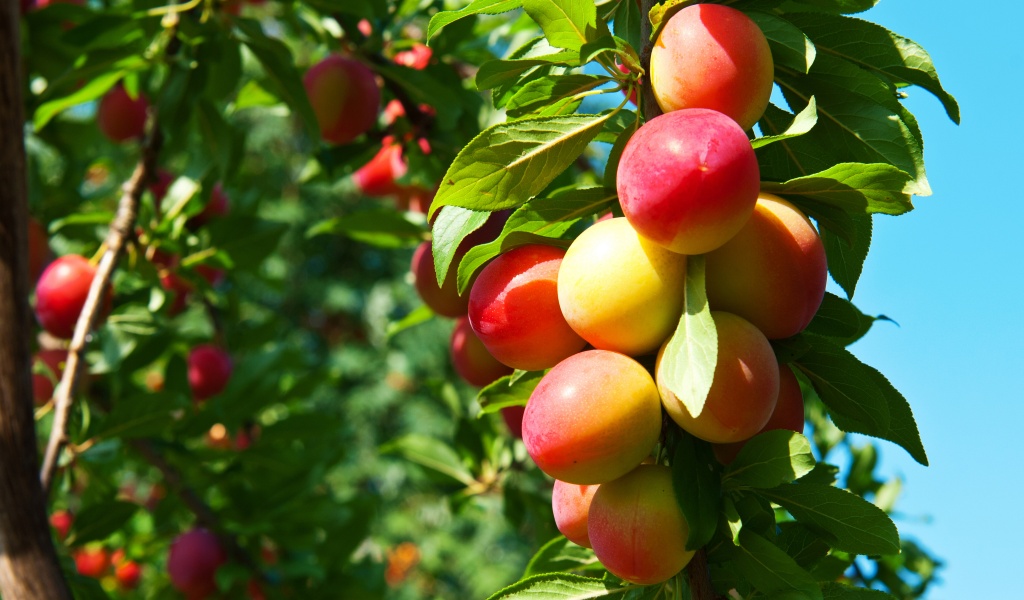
[658,312,779,443]
[303,54,380,145]
[27,217,49,282]
[449,316,513,387]
[96,84,149,143]
[588,465,694,585]
[522,350,661,484]
[34,254,108,339]
[706,193,828,339]
[650,4,774,130]
[616,108,760,255]
[187,345,233,402]
[558,217,687,356]
[551,480,599,549]
[468,245,586,371]
[714,363,805,464]
[167,528,226,599]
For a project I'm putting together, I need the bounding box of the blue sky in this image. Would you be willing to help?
[840,0,1024,597]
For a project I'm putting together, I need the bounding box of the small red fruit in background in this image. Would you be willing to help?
[188,183,230,229]
[188,345,233,402]
[97,85,149,143]
[35,254,110,339]
[111,550,142,590]
[168,528,227,599]
[74,547,111,578]
[49,510,73,540]
[149,169,175,212]
[353,140,407,197]
[32,349,68,405]
[393,43,432,70]
[304,54,381,145]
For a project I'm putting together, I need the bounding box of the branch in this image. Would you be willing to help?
[639,0,663,122]
[686,548,720,600]
[129,440,262,576]
[39,124,164,495]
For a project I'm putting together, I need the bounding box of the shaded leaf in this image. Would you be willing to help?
[671,433,720,551]
[523,536,602,578]
[724,430,816,490]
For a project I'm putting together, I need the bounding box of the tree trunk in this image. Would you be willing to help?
[0,0,74,597]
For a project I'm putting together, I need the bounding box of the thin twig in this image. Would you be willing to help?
[39,125,164,495]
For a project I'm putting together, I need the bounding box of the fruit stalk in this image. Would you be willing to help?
[38,125,164,495]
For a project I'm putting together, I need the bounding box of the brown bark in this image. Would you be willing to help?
[639,0,664,122]
[0,0,74,597]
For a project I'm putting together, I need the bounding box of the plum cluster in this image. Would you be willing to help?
[440,4,829,585]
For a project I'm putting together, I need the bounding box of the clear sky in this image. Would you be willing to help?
[840,0,1024,597]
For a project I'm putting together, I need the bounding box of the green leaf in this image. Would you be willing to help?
[374,63,465,130]
[34,69,124,131]
[820,582,898,599]
[792,333,890,438]
[804,292,863,339]
[862,365,928,466]
[485,573,651,599]
[821,212,871,299]
[431,206,492,286]
[476,52,581,91]
[724,431,816,490]
[234,20,320,143]
[207,217,287,271]
[776,522,832,570]
[429,113,615,219]
[750,96,817,149]
[91,392,185,440]
[732,529,823,600]
[387,305,435,339]
[670,433,720,551]
[523,0,599,52]
[457,187,617,293]
[611,0,643,59]
[747,12,816,74]
[506,74,613,119]
[762,163,915,217]
[234,79,281,109]
[758,483,900,556]
[579,35,638,67]
[66,501,140,546]
[785,12,959,123]
[477,371,543,415]
[523,536,602,578]
[380,434,476,487]
[657,255,717,420]
[770,53,930,195]
[427,0,523,42]
[306,209,425,248]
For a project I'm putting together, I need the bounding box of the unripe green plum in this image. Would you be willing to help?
[552,480,599,548]
[522,350,662,484]
[706,193,827,339]
[469,245,586,371]
[651,3,773,130]
[713,362,805,464]
[303,55,380,145]
[97,85,148,143]
[558,217,686,356]
[450,316,513,387]
[588,465,694,585]
[658,312,779,443]
[616,109,760,255]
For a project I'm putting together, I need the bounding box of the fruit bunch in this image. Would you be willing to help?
[442,4,829,585]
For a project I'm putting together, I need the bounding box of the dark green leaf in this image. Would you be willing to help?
[862,365,928,466]
[724,430,816,490]
[804,292,863,339]
[732,529,823,600]
[820,582,897,599]
[762,163,915,217]
[431,206,492,286]
[821,212,871,299]
[66,501,139,545]
[758,483,900,556]
[91,392,186,440]
[776,522,832,570]
[785,12,959,123]
[747,12,816,74]
[671,433,720,550]
[380,435,476,487]
[657,255,717,419]
[612,0,643,58]
[793,333,890,438]
[477,371,543,415]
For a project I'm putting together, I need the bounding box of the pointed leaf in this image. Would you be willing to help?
[657,255,717,419]
[671,433,721,550]
[762,163,915,217]
[747,12,816,74]
[380,435,476,487]
[820,212,871,298]
[428,0,523,41]
[431,206,492,286]
[523,0,599,52]
[506,74,613,119]
[486,572,653,599]
[732,529,823,600]
[759,483,900,556]
[751,96,818,149]
[724,431,816,490]
[477,371,543,415]
[523,536,602,578]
